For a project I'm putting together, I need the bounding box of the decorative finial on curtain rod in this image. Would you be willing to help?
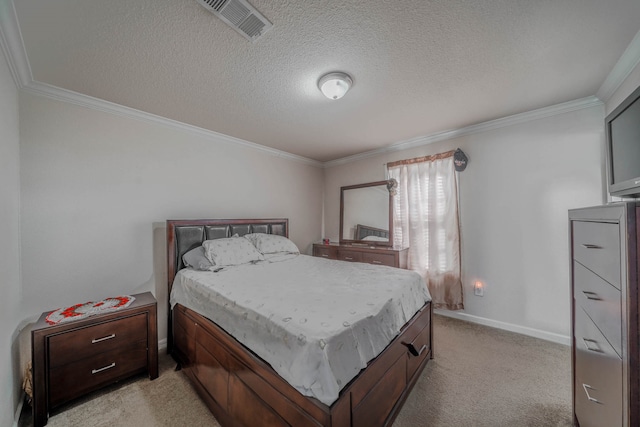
[387,178,398,196]
[454,149,468,172]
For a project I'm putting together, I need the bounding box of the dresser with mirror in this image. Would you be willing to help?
[313,180,408,268]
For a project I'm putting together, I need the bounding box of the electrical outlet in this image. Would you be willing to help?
[474,281,484,297]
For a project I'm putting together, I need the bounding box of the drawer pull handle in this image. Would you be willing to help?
[402,342,428,357]
[321,254,329,257]
[582,383,602,404]
[582,338,603,353]
[92,333,116,343]
[372,260,382,264]
[582,291,601,301]
[92,362,116,374]
[581,244,603,249]
[344,257,354,260]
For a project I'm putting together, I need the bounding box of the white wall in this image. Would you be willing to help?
[0,44,22,425]
[324,104,604,340]
[19,92,324,347]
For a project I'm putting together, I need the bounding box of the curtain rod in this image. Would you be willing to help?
[386,149,456,168]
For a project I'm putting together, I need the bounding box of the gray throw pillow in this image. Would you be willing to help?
[182,246,215,271]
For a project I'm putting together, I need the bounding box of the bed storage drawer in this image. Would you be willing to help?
[572,220,621,289]
[397,304,432,381]
[195,326,230,410]
[352,354,407,427]
[573,261,622,356]
[174,306,197,364]
[48,314,147,367]
[405,316,431,380]
[574,307,622,427]
[192,311,327,427]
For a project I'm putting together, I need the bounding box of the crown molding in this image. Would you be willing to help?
[0,1,322,168]
[22,81,323,167]
[0,0,625,169]
[0,0,31,88]
[597,29,640,103]
[324,96,604,168]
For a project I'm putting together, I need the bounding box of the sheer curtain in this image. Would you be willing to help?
[387,150,463,310]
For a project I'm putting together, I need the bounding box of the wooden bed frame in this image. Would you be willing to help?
[167,219,433,427]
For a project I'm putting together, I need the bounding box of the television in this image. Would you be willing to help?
[606,84,640,198]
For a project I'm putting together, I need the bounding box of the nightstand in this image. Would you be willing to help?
[31,291,158,427]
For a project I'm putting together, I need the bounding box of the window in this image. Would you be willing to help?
[388,151,463,310]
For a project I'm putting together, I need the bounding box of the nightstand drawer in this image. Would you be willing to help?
[49,344,148,407]
[48,313,148,367]
[572,221,621,288]
[362,252,395,267]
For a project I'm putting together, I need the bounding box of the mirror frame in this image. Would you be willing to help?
[339,180,394,247]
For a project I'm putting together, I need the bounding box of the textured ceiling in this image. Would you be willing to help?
[11,0,640,162]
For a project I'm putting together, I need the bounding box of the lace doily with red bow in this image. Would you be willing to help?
[45,296,135,325]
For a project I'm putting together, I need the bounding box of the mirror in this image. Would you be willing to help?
[340,180,395,247]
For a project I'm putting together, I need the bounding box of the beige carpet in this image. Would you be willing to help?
[393,316,572,427]
[22,314,572,427]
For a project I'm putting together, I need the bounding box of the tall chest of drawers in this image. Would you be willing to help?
[569,203,639,427]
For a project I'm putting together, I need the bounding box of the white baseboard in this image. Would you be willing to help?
[158,338,167,352]
[434,309,571,346]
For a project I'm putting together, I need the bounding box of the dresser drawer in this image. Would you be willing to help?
[573,261,622,356]
[49,344,148,407]
[313,244,406,269]
[361,252,395,267]
[313,245,337,260]
[574,307,622,427]
[572,221,621,288]
[337,250,363,262]
[48,314,148,367]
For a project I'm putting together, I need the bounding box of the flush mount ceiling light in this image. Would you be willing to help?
[318,72,353,100]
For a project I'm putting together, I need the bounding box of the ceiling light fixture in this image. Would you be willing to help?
[318,72,353,100]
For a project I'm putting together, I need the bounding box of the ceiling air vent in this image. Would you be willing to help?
[196,0,272,42]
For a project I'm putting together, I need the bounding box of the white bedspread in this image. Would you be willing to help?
[170,254,430,405]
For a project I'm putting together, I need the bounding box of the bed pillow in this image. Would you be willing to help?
[203,237,264,267]
[182,246,215,271]
[244,233,300,255]
[362,235,388,242]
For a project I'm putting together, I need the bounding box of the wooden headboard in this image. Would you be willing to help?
[166,218,288,295]
[355,224,389,240]
[166,218,288,352]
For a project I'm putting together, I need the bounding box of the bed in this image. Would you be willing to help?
[167,218,433,427]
